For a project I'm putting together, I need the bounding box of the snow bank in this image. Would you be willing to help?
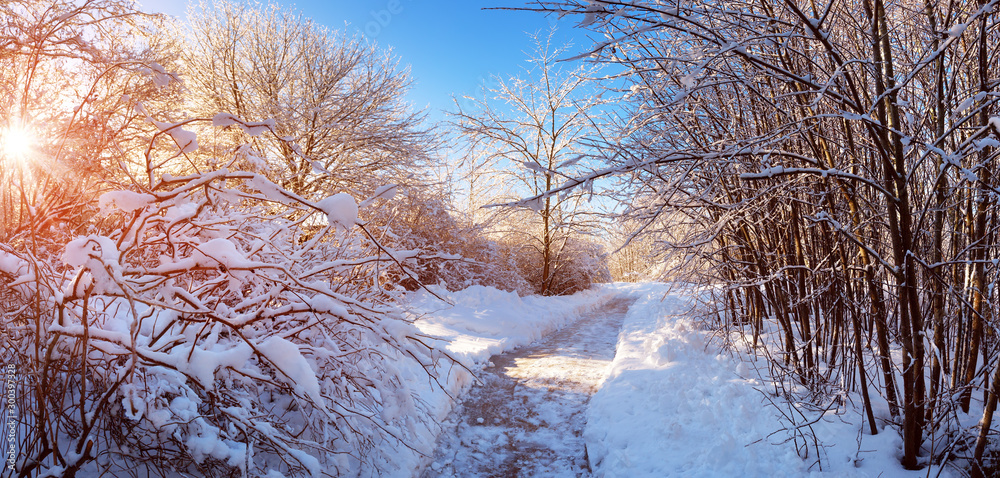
[586,284,956,478]
[396,284,617,476]
[584,283,805,477]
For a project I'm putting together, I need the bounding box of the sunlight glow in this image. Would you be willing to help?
[1,124,36,162]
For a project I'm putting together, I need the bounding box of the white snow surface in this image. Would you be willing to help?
[400,284,617,475]
[421,295,633,477]
[99,190,155,213]
[256,337,326,409]
[0,249,28,278]
[316,193,358,229]
[584,283,957,478]
[408,285,617,370]
[152,120,198,153]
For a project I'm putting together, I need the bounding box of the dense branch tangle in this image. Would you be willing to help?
[4,158,452,477]
[1,2,452,472]
[528,0,1000,471]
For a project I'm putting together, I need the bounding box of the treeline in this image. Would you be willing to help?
[527,0,1000,473]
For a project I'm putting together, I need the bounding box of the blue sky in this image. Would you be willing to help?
[140,0,585,124]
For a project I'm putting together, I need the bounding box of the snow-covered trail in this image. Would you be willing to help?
[422,295,634,477]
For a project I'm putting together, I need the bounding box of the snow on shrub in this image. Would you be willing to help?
[510,234,611,296]
[367,192,533,295]
[2,159,452,477]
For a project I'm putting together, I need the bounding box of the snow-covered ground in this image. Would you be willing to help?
[407,285,617,371]
[400,282,969,478]
[421,295,634,477]
[585,283,956,478]
[394,284,617,476]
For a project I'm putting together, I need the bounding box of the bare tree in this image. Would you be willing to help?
[182,0,437,198]
[451,28,606,295]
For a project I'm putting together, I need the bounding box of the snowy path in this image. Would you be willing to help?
[421,296,634,477]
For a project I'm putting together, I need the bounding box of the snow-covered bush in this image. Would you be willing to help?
[0,0,179,246]
[367,191,532,295]
[509,235,610,296]
[1,110,454,477]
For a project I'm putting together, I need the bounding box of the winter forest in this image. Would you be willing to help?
[3,0,1000,476]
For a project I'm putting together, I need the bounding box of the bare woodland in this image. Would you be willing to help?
[526,0,1000,475]
[2,0,1000,476]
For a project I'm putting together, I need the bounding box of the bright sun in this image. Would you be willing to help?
[0,124,35,162]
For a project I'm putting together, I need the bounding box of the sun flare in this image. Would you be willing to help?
[1,124,36,162]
